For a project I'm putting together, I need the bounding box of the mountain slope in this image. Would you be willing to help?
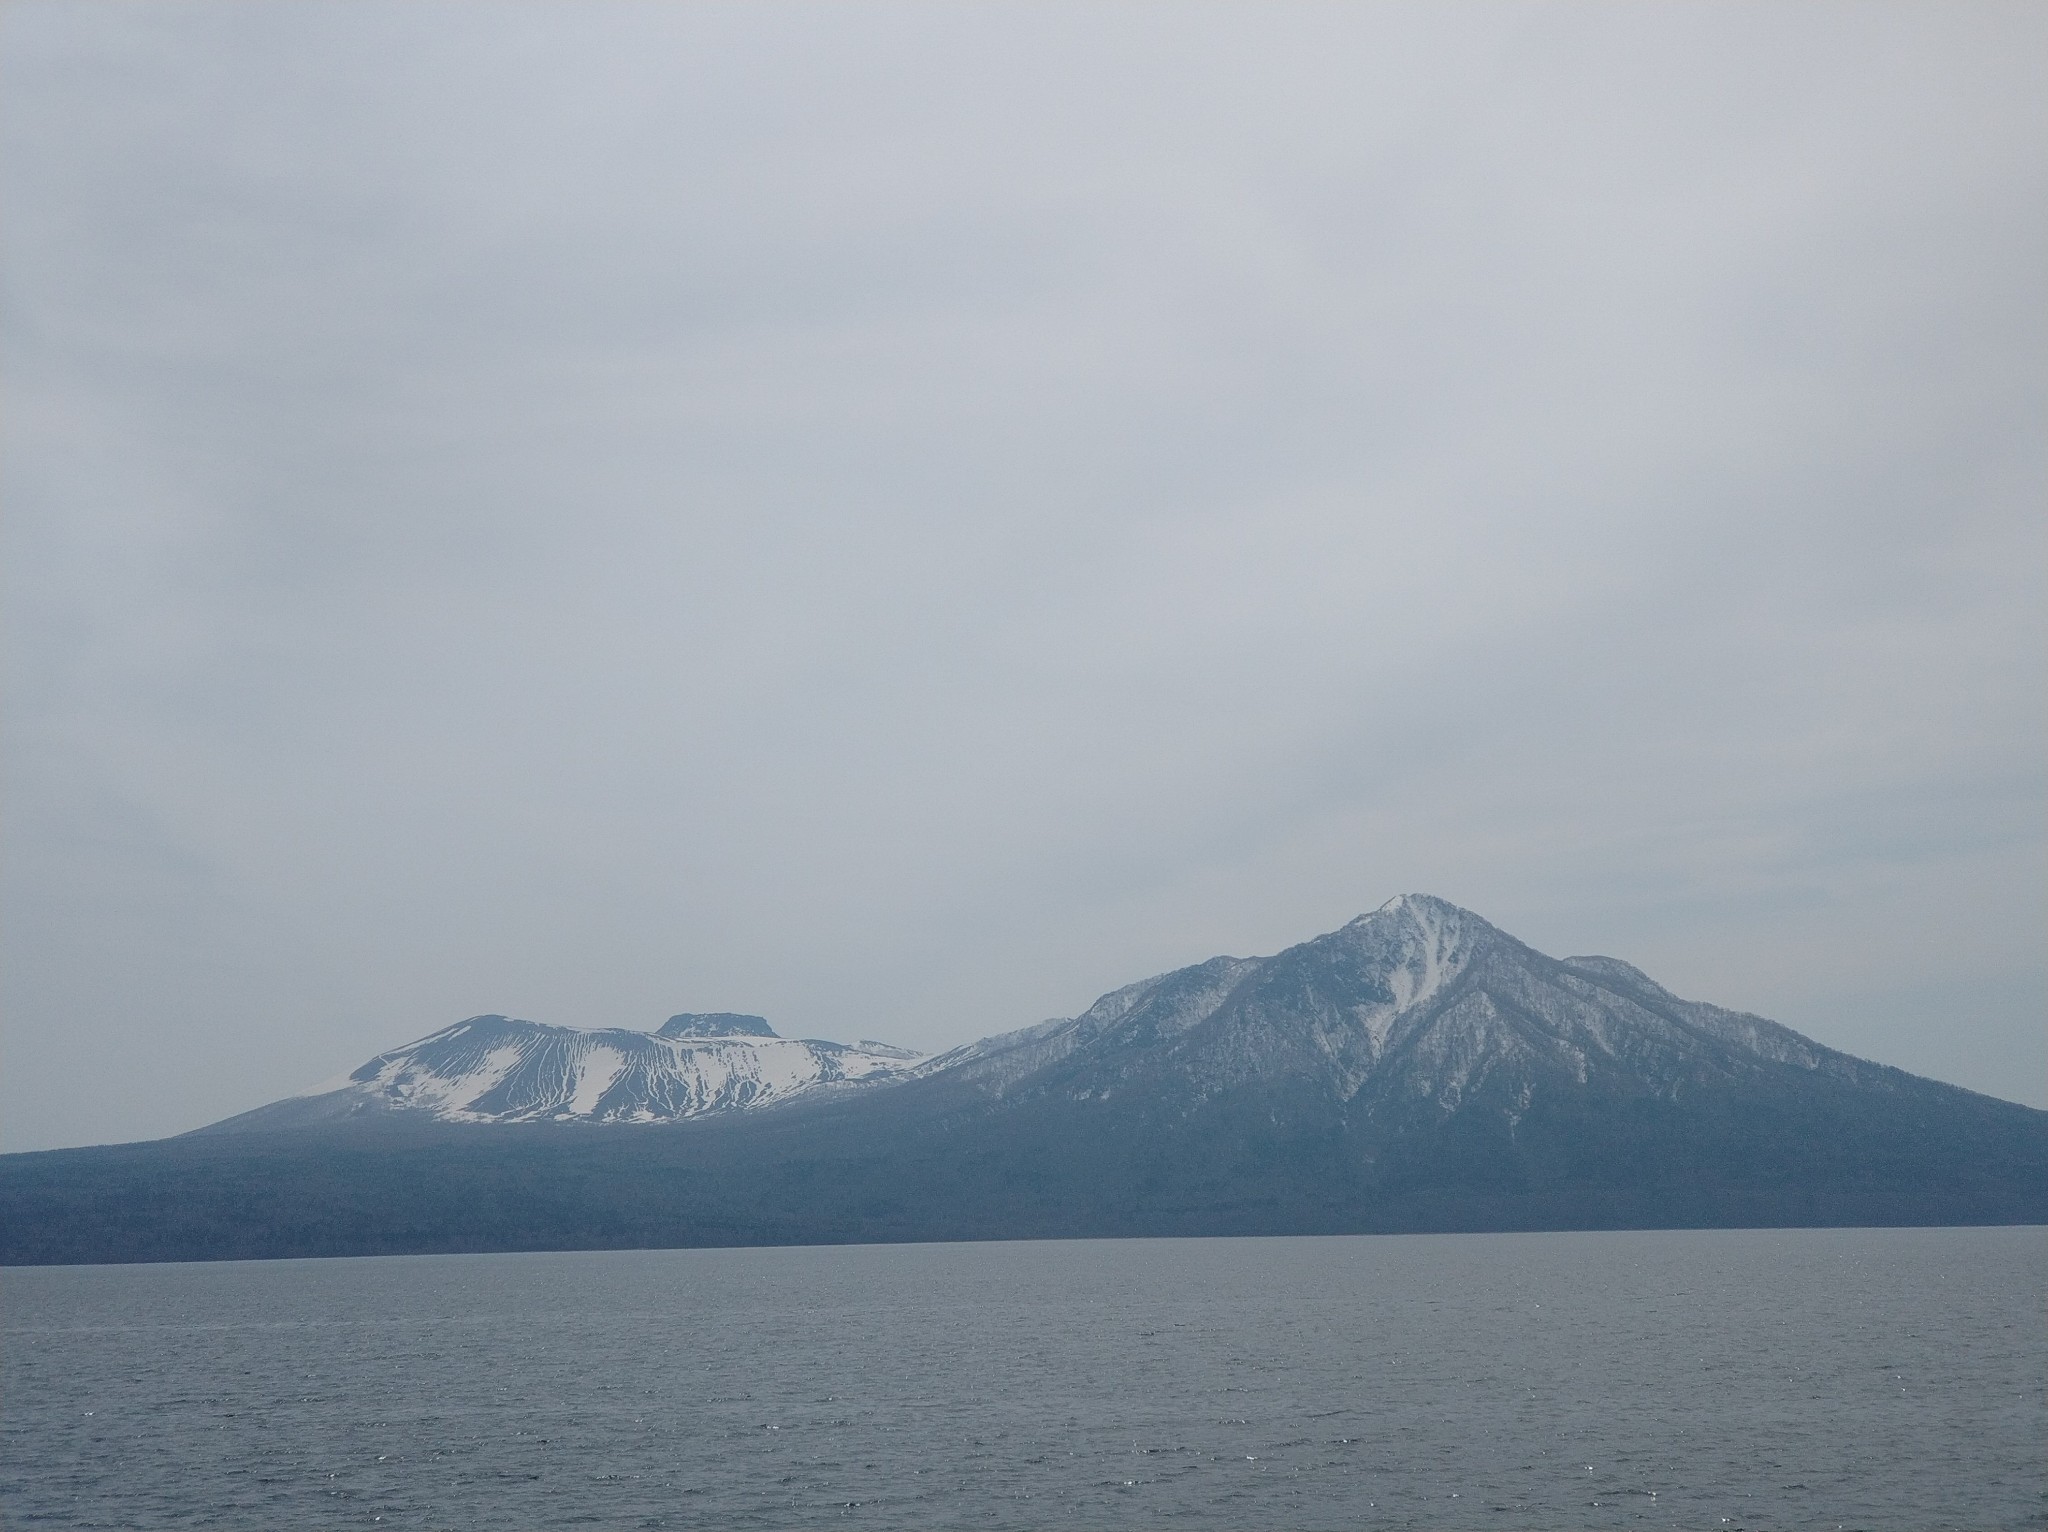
[923,894,1898,1117]
[876,894,2040,1234]
[3,895,2042,1264]
[205,1013,925,1131]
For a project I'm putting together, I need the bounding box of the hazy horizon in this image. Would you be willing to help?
[4,1,2043,1151]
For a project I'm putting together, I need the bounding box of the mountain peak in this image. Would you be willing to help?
[657,1013,777,1039]
[210,1010,924,1131]
[1325,894,1494,1014]
[1355,892,1486,927]
[1559,954,1670,995]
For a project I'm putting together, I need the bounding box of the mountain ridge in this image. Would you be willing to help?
[905,894,1919,1120]
[205,1012,928,1132]
[208,893,2027,1132]
[5,893,2043,1265]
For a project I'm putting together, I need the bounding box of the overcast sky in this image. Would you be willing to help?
[3,1,2041,1152]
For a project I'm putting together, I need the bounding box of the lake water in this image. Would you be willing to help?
[3,1227,2042,1530]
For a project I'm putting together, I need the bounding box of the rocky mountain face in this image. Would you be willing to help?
[6,895,2043,1263]
[232,893,1901,1135]
[923,894,1897,1122]
[818,892,2047,1243]
[208,1013,926,1130]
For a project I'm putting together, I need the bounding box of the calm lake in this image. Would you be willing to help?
[4,1226,2043,1529]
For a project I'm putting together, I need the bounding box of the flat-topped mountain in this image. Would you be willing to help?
[206,1012,925,1130]
[4,895,2042,1264]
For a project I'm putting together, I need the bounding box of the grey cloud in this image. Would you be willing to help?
[3,1,2041,1148]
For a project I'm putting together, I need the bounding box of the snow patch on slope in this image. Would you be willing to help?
[1337,894,1487,1052]
[290,1015,928,1125]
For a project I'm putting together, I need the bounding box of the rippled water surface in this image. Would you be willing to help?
[4,1227,2043,1529]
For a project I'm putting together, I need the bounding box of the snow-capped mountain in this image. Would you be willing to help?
[17,894,2046,1263]
[923,892,1886,1116]
[216,1012,925,1129]
[218,894,1942,1135]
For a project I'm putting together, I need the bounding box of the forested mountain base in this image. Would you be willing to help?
[5,1068,2042,1265]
